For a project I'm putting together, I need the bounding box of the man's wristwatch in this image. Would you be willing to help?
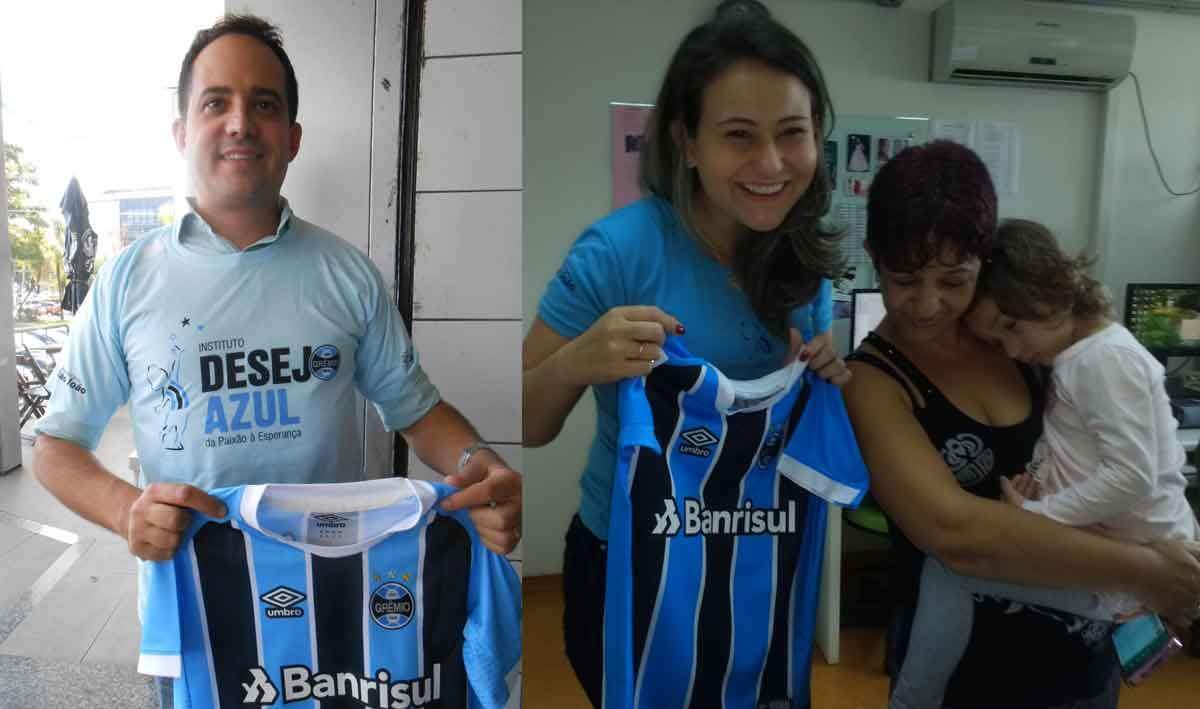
[456,441,494,474]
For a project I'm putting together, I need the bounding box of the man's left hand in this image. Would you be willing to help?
[441,450,522,555]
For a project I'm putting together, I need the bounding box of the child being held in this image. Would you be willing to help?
[889,219,1200,709]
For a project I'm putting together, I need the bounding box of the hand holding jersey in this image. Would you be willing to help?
[786,328,851,386]
[443,449,523,555]
[122,482,229,561]
[560,305,684,384]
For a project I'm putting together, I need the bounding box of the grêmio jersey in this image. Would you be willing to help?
[604,339,868,709]
[137,478,521,709]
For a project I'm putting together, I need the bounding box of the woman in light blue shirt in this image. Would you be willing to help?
[523,1,851,703]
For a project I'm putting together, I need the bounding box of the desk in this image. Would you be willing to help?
[814,426,1200,665]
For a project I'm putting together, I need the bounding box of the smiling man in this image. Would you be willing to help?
[30,15,521,706]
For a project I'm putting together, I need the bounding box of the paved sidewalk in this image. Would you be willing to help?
[0,406,158,708]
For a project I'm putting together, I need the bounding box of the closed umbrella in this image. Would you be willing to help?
[59,177,97,312]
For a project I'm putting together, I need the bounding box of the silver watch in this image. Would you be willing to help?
[456,441,494,474]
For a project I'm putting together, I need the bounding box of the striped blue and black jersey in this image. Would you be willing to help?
[604,339,868,709]
[138,478,521,709]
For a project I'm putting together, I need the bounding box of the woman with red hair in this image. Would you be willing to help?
[844,140,1200,708]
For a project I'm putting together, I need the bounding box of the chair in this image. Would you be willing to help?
[15,344,52,427]
[845,493,890,536]
[840,493,895,644]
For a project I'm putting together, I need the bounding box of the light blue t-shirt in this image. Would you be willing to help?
[537,197,833,539]
[36,200,441,491]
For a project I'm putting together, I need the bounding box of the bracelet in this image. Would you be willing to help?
[456,441,494,474]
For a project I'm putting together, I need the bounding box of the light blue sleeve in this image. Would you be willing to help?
[135,487,239,679]
[137,556,182,678]
[353,261,441,431]
[537,226,626,339]
[776,372,869,508]
[463,526,522,709]
[33,261,131,450]
[787,278,833,342]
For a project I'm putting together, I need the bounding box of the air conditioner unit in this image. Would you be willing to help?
[931,0,1136,91]
[1045,0,1200,13]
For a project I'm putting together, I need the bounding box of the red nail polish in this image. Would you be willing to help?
[675,324,686,335]
[799,350,810,362]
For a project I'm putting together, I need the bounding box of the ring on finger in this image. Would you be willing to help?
[637,343,645,358]
[487,498,497,510]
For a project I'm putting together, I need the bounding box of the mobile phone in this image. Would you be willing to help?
[1111,613,1183,686]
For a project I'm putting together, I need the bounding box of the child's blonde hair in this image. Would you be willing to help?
[978,219,1111,321]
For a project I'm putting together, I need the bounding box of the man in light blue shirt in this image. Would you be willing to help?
[32,14,520,590]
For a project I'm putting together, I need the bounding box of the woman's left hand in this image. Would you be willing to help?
[788,329,851,386]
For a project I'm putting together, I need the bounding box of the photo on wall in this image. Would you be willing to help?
[876,137,891,167]
[845,176,872,198]
[611,102,653,210]
[846,133,871,173]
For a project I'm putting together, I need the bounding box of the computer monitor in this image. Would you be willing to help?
[849,289,885,353]
[1123,283,1200,360]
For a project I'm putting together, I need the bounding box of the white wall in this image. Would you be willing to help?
[232,1,525,530]
[404,0,524,582]
[231,0,401,475]
[401,12,523,707]
[523,0,1200,576]
[1096,7,1200,317]
[0,79,22,472]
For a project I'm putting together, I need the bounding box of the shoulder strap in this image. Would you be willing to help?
[848,332,943,408]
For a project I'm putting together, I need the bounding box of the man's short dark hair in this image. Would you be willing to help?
[177,14,299,124]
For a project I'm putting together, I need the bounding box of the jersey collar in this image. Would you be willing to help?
[236,477,438,557]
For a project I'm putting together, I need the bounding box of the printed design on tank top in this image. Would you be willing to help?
[1026,438,1050,483]
[940,433,994,487]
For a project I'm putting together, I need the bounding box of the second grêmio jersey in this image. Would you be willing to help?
[604,339,868,709]
[137,478,521,709]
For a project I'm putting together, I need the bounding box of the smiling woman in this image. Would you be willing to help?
[522,0,853,706]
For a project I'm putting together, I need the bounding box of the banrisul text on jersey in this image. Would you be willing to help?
[604,338,869,709]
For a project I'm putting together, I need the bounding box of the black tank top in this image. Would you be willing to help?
[850,332,1117,708]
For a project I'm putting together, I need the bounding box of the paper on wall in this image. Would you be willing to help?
[931,120,974,146]
[974,121,1020,195]
[931,119,1020,194]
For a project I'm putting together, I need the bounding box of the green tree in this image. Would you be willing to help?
[4,143,54,285]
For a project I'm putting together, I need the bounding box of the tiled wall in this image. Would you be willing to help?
[406,0,523,575]
[406,3,523,704]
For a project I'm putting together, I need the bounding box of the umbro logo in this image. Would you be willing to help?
[312,513,349,528]
[679,427,719,457]
[261,586,305,618]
